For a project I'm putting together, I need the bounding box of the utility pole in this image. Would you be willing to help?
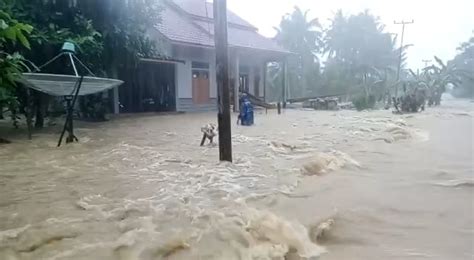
[394,19,414,97]
[422,59,432,68]
[214,0,232,162]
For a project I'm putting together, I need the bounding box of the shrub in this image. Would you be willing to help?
[352,94,376,111]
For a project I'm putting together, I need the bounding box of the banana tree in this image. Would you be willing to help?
[274,6,323,97]
[423,56,464,106]
[265,62,284,102]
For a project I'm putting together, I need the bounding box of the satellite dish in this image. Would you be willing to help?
[18,41,124,146]
[19,73,123,97]
[19,41,123,97]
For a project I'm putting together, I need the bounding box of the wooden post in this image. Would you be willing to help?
[263,61,267,114]
[26,88,32,140]
[233,53,240,112]
[214,0,232,162]
[282,61,288,108]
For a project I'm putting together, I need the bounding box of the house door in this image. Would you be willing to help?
[192,70,210,104]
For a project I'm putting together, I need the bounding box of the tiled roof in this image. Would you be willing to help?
[155,0,289,54]
[155,6,213,46]
[192,21,289,53]
[172,0,255,29]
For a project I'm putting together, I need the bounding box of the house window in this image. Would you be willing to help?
[192,61,210,70]
[192,61,210,79]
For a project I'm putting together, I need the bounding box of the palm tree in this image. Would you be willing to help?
[274,6,323,97]
[324,10,402,104]
[275,6,322,57]
[325,10,349,61]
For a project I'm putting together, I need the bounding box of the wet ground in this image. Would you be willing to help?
[0,98,472,259]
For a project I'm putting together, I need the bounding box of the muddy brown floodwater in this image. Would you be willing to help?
[0,97,473,260]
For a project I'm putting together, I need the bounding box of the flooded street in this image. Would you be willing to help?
[0,98,472,260]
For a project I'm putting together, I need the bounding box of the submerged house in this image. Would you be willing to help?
[115,0,289,113]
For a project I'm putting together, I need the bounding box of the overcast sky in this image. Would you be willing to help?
[228,0,474,69]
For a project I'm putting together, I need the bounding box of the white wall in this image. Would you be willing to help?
[173,45,217,99]
[209,53,217,99]
[176,60,192,98]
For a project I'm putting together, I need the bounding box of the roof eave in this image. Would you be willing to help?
[169,40,291,57]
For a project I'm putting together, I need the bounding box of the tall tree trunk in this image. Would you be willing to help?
[34,100,44,128]
[34,92,48,128]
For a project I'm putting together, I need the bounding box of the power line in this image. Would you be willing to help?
[394,19,414,96]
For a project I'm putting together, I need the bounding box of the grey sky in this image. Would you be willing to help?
[228,0,474,69]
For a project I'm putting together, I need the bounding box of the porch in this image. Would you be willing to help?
[173,44,289,112]
[113,44,289,114]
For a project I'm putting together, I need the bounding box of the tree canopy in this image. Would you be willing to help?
[0,8,32,121]
[270,8,406,108]
[2,0,162,77]
[322,10,404,99]
[0,0,163,127]
[274,6,323,99]
[449,34,474,98]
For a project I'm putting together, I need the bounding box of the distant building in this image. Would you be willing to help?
[115,0,289,113]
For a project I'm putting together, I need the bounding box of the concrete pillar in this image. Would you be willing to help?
[259,64,265,98]
[262,61,267,101]
[233,53,240,112]
[282,60,288,108]
[249,66,255,95]
[284,59,289,102]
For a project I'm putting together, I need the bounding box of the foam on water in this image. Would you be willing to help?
[0,99,471,259]
[301,150,361,176]
[433,179,474,188]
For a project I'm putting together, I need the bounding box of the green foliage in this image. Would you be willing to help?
[450,34,474,98]
[2,0,104,75]
[5,0,163,77]
[271,8,405,103]
[352,94,376,111]
[0,0,163,128]
[405,55,467,106]
[323,10,402,99]
[76,0,163,75]
[0,8,32,119]
[274,6,323,98]
[0,10,33,49]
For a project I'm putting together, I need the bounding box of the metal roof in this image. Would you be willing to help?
[155,0,289,54]
[171,0,256,29]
